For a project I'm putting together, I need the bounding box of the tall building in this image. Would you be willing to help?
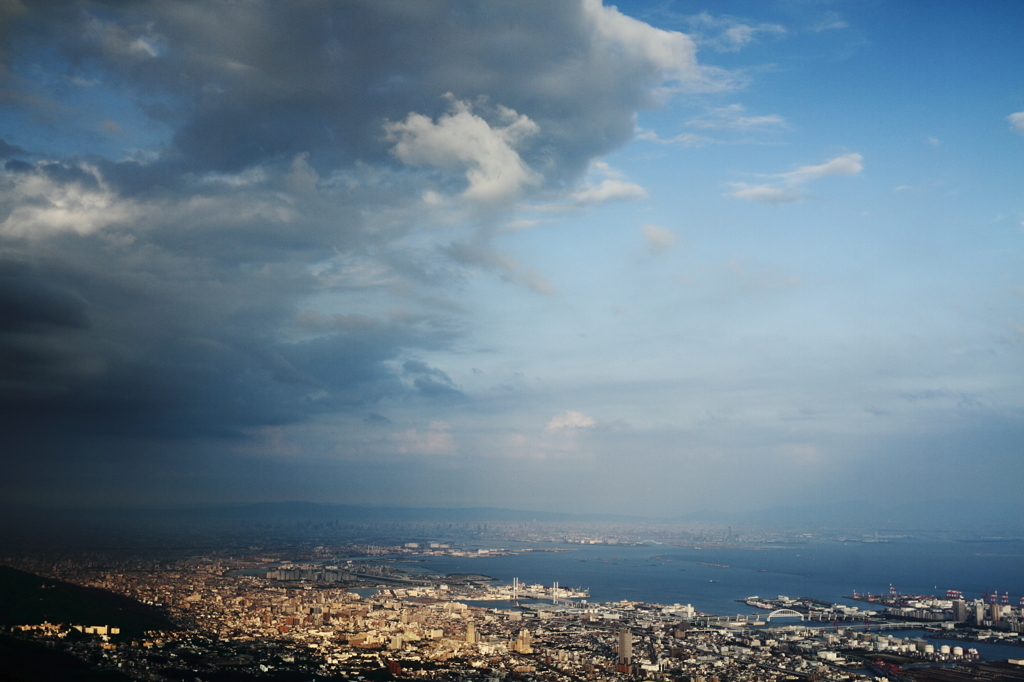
[466,622,478,644]
[618,627,632,666]
[514,628,533,654]
[952,600,968,622]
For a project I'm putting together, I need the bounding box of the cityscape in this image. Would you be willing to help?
[3,516,1024,681]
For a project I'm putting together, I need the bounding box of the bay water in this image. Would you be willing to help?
[388,539,1024,617]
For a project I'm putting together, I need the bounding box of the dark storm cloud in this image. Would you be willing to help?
[0,0,699,501]
[0,259,90,332]
[403,358,464,400]
[7,0,700,181]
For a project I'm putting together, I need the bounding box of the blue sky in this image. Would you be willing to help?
[1,0,1022,518]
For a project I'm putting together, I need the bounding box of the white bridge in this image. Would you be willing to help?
[766,608,804,621]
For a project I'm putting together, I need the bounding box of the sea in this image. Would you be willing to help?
[375,538,1024,661]
[386,539,1024,616]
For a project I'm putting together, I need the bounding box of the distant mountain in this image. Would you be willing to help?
[0,566,178,637]
[717,498,1024,535]
[1,501,650,526]
[4,498,1020,540]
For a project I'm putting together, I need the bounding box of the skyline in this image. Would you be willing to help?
[1,0,1022,519]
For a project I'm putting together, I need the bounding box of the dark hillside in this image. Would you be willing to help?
[0,565,177,637]
[0,635,133,682]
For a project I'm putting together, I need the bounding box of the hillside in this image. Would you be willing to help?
[0,565,177,637]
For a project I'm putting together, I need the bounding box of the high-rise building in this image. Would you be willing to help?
[952,600,968,622]
[514,628,533,654]
[618,627,632,666]
[466,622,478,644]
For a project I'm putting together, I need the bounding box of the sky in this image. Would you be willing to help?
[1,0,1022,518]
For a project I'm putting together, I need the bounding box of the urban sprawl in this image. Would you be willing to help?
[5,536,1024,682]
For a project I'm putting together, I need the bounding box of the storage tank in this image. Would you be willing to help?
[940,645,950,654]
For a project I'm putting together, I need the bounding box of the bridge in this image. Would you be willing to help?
[767,608,804,621]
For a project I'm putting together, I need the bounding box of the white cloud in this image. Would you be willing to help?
[779,153,863,181]
[810,12,849,32]
[584,0,699,81]
[686,104,786,131]
[501,218,543,233]
[385,97,540,203]
[637,104,784,148]
[685,12,786,53]
[727,153,863,205]
[571,178,648,205]
[0,163,141,237]
[726,184,801,206]
[642,223,676,251]
[526,161,647,212]
[1008,111,1024,132]
[545,410,596,431]
[635,129,715,146]
[129,37,158,57]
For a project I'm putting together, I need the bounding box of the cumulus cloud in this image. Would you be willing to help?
[0,161,141,237]
[1008,112,1024,132]
[385,98,540,204]
[727,153,863,205]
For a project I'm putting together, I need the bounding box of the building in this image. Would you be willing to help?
[514,628,533,654]
[618,627,632,666]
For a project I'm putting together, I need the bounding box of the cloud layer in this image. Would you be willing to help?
[0,0,704,505]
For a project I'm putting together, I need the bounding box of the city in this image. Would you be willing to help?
[3,520,1024,681]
